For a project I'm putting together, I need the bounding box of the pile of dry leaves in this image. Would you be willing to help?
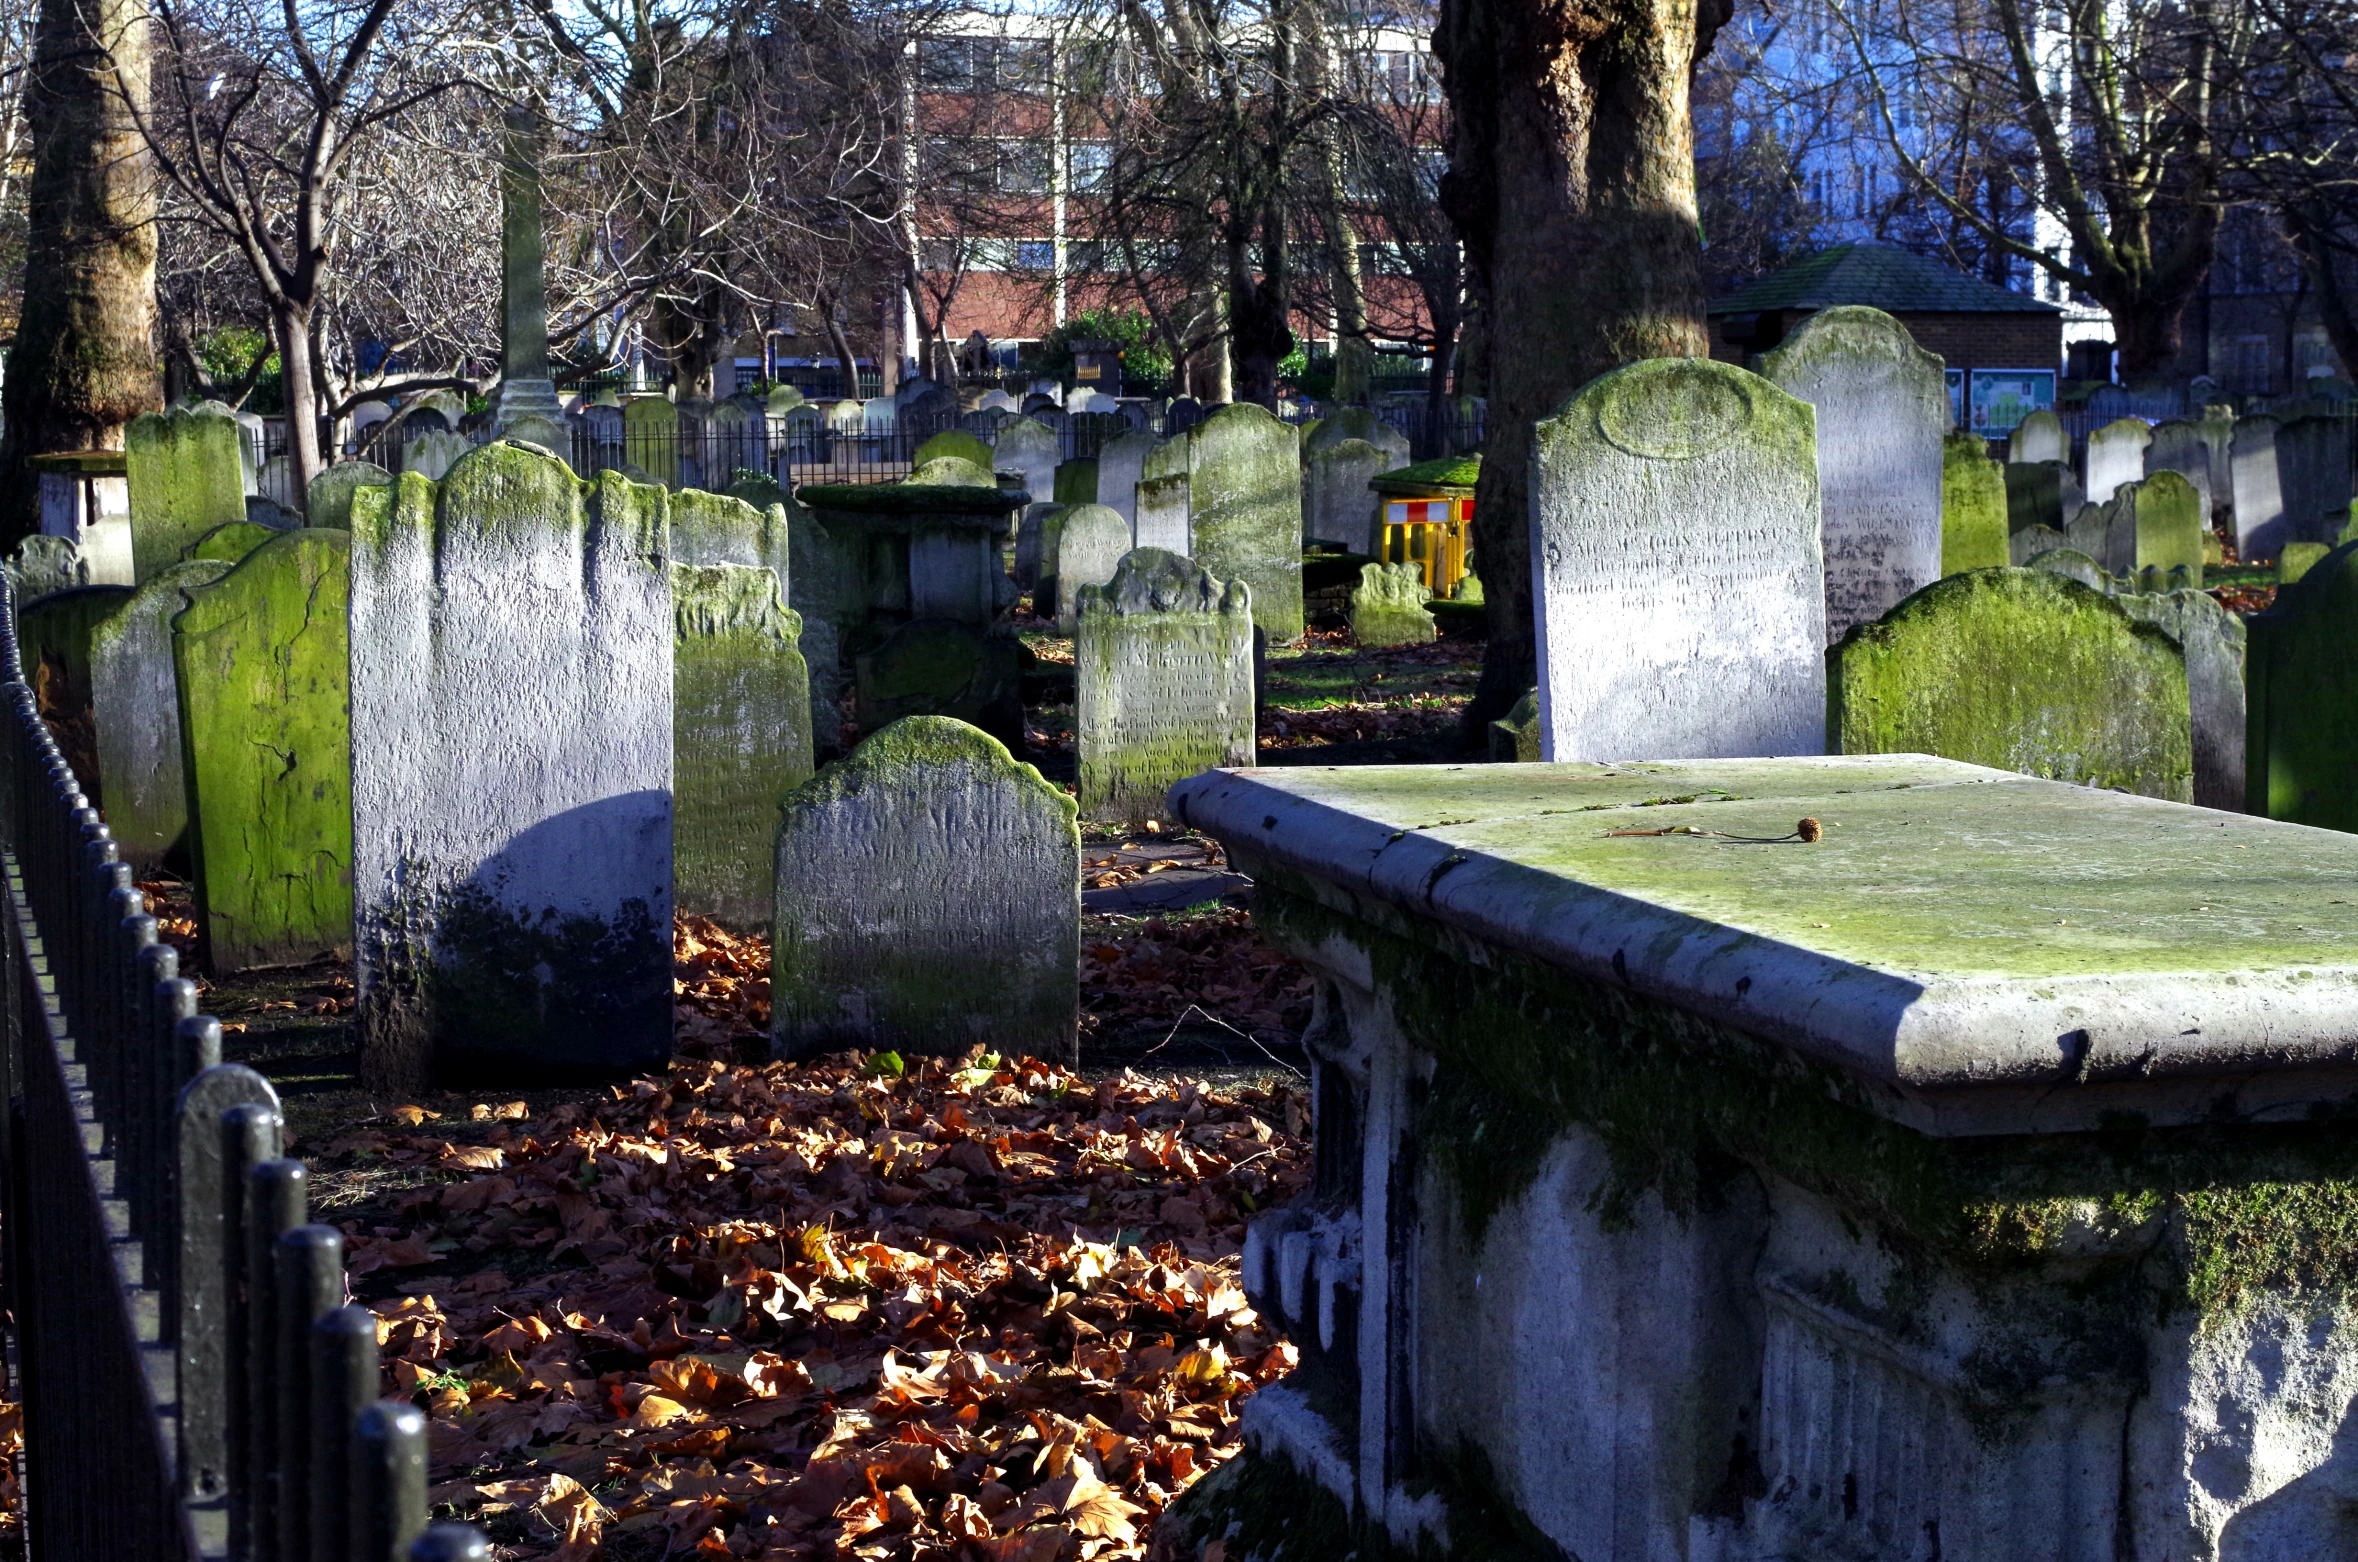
[327,1045,1308,1561]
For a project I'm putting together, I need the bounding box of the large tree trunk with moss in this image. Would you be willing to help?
[1435,0,1729,736]
[0,0,157,544]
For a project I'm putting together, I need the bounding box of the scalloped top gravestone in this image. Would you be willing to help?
[1760,306,1947,641]
[2232,415,2286,563]
[2084,417,2152,506]
[2066,471,2204,584]
[1941,432,2008,575]
[1351,561,1436,647]
[8,534,90,603]
[1097,428,1157,534]
[1532,357,1825,760]
[307,461,392,531]
[771,716,1078,1060]
[172,530,355,967]
[347,445,673,1090]
[2008,409,2065,466]
[1075,549,1256,824]
[90,559,232,868]
[127,403,247,583]
[673,564,812,928]
[1052,506,1133,636]
[1829,567,2192,802]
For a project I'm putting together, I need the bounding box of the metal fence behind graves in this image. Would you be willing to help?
[0,578,486,1561]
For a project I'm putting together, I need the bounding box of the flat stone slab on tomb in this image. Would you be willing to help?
[1169,754,2358,1136]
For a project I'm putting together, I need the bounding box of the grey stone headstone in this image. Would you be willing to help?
[348,444,672,1090]
[1166,397,1205,435]
[1075,548,1256,824]
[2115,587,2245,810]
[2277,415,2354,545]
[1170,403,1305,643]
[2009,524,2073,566]
[2084,417,2153,506]
[673,564,812,928]
[307,461,392,532]
[992,417,1062,507]
[1052,505,1133,636]
[1015,503,1065,591]
[2022,547,2107,591]
[771,715,1078,1060]
[672,486,791,600]
[2008,409,2066,467]
[2145,419,2215,523]
[89,559,234,868]
[2005,461,2082,545]
[2232,415,2286,562]
[1531,357,1825,761]
[1351,561,1436,647]
[707,400,766,476]
[1134,447,1191,556]
[402,429,473,482]
[8,534,91,604]
[1096,429,1157,534]
[852,618,1027,752]
[2067,472,2205,581]
[1302,406,1412,466]
[1302,438,1391,556]
[1760,306,1947,642]
[825,399,867,434]
[127,404,247,583]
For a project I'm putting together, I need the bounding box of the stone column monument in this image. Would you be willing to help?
[486,106,566,440]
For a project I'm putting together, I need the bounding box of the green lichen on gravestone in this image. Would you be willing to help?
[1183,403,1306,643]
[1830,566,2192,802]
[188,521,282,564]
[173,528,354,969]
[673,563,812,929]
[671,484,793,595]
[1350,561,1436,647]
[1942,432,2009,574]
[854,618,1028,751]
[1053,459,1098,505]
[1372,454,1482,496]
[126,403,247,582]
[623,397,680,487]
[1488,686,1541,762]
[913,430,995,471]
[2023,547,2108,591]
[91,560,233,867]
[2279,541,2329,584]
[1075,549,1255,824]
[307,461,392,530]
[19,584,134,797]
[2132,470,2205,584]
[904,455,1000,490]
[2248,540,2358,826]
[772,715,1079,1060]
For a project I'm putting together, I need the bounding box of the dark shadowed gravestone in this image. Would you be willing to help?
[2115,587,2244,810]
[1830,567,2192,802]
[1052,506,1132,636]
[1531,357,1824,760]
[90,559,232,869]
[1053,459,1098,506]
[348,446,673,1090]
[771,716,1078,1061]
[853,618,1027,752]
[127,403,247,583]
[1075,549,1255,824]
[2146,419,2216,523]
[1760,305,1947,641]
[1350,561,1435,646]
[1941,432,2008,575]
[2247,541,2358,827]
[2276,416,2354,546]
[2004,461,2081,558]
[1303,439,1392,556]
[173,530,355,968]
[674,564,812,929]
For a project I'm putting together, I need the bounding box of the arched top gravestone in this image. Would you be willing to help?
[2085,417,2153,506]
[1531,356,1824,762]
[1174,402,1305,642]
[671,485,791,600]
[914,429,994,471]
[992,417,1062,501]
[308,460,392,531]
[672,563,811,929]
[2009,408,2066,467]
[1052,505,1132,635]
[91,559,233,868]
[1941,432,2008,575]
[127,403,247,583]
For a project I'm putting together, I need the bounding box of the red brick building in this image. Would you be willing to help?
[1709,244,2063,376]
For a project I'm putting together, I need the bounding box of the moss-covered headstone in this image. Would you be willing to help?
[306,461,393,531]
[2247,540,2358,827]
[2116,586,2245,810]
[1052,505,1132,636]
[2003,460,2081,558]
[1532,356,1824,760]
[674,564,813,928]
[771,716,1078,1060]
[623,397,679,487]
[1830,566,2192,801]
[732,473,846,755]
[173,531,354,967]
[1350,561,1435,647]
[1303,438,1390,557]
[348,444,672,1089]
[2280,541,2330,584]
[1053,459,1098,505]
[127,403,247,583]
[91,560,232,868]
[1940,431,2007,575]
[672,485,792,597]
[853,618,1027,751]
[1488,686,1542,761]
[2068,471,2204,585]
[20,583,134,796]
[906,455,998,489]
[1760,305,1948,641]
[2231,414,2285,562]
[2023,547,2107,591]
[2085,416,2152,505]
[1075,549,1255,824]
[187,520,285,565]
[1175,403,1305,643]
[403,429,472,481]
[913,429,993,470]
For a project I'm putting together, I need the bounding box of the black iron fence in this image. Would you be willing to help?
[0,579,487,1562]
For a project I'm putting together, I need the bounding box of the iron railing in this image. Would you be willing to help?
[0,576,488,1562]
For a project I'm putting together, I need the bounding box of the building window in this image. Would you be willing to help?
[1068,141,1113,191]
[998,37,1052,92]
[1013,240,1056,272]
[2234,335,2271,394]
[918,37,981,91]
[998,139,1052,194]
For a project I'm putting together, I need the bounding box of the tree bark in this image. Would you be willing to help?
[0,0,157,544]
[1436,0,1731,737]
[274,304,322,507]
[2284,202,2358,387]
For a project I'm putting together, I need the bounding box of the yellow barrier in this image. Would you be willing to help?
[1379,497,1474,597]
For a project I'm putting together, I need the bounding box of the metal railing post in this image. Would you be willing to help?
[350,1401,427,1562]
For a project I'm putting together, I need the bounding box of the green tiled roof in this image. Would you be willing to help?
[1709,244,2062,316]
[1371,455,1480,496]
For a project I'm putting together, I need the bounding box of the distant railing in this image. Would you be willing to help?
[0,577,487,1562]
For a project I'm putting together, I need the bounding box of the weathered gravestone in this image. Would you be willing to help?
[1531,357,1824,760]
[2084,416,2153,505]
[308,461,392,531]
[1051,506,1133,636]
[673,564,813,928]
[1165,396,1205,435]
[1302,439,1391,557]
[19,584,132,795]
[187,521,284,565]
[914,428,994,471]
[905,455,998,490]
[127,403,247,583]
[2279,541,2330,584]
[347,445,672,1089]
[2004,461,2082,558]
[172,530,355,967]
[1941,431,2008,574]
[1075,549,1255,824]
[730,474,847,755]
[2066,470,2204,585]
[1350,561,1436,647]
[1761,305,1947,641]
[671,485,791,593]
[8,535,91,604]
[2009,407,2066,466]
[853,618,1027,751]
[993,417,1062,506]
[2115,586,2245,811]
[1095,428,1157,534]
[1829,567,2192,801]
[1053,459,1097,505]
[2231,414,2286,562]
[2247,540,2358,827]
[771,716,1078,1060]
[623,398,680,487]
[399,428,471,482]
[2146,419,2216,523]
[1133,439,1191,554]
[2276,415,2354,545]
[1487,687,1542,761]
[89,559,232,868]
[1015,503,1067,592]
[1167,403,1305,642]
[2023,546,2108,591]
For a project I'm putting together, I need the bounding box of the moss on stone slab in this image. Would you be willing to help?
[673,563,812,928]
[1372,455,1482,496]
[912,430,994,471]
[1941,432,2009,574]
[1350,561,1437,647]
[188,520,283,564]
[126,404,248,582]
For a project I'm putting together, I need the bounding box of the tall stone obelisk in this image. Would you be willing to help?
[487,105,566,441]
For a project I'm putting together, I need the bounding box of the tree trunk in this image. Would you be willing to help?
[1227,224,1293,410]
[0,0,157,544]
[274,304,322,515]
[825,313,862,400]
[1435,0,1729,737]
[2285,203,2358,388]
[2100,277,2204,381]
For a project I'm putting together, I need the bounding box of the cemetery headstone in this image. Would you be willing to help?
[188,521,285,564]
[2023,547,2107,591]
[771,715,1078,1061]
[1829,566,2192,801]
[89,559,232,868]
[1303,407,1412,466]
[1350,561,1436,646]
[233,409,265,493]
[1488,687,1542,761]
[19,584,131,796]
[1053,459,1097,505]
[1074,549,1255,824]
[2004,460,2082,549]
[767,385,806,416]
[852,618,1027,752]
[2276,415,2355,545]
[347,445,673,1089]
[1302,438,1391,555]
[993,418,1062,511]
[2115,586,2245,810]
[1760,305,1947,641]
[2084,417,2153,506]
[172,530,355,967]
[906,455,998,490]
[2278,540,2329,583]
[1531,357,1824,760]
[1015,503,1067,591]
[673,563,813,928]
[671,485,792,597]
[2008,408,2066,466]
[1165,397,1205,435]
[2145,418,2215,522]
[1051,506,1132,636]
[2231,414,2286,562]
[1134,452,1191,556]
[403,429,473,482]
[8,535,91,603]
[1096,428,1156,534]
[624,398,680,487]
[914,429,995,471]
[2245,541,2358,826]
[1175,403,1305,643]
[127,403,247,583]
[1941,431,2008,574]
[2066,471,2204,583]
[307,461,392,531]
